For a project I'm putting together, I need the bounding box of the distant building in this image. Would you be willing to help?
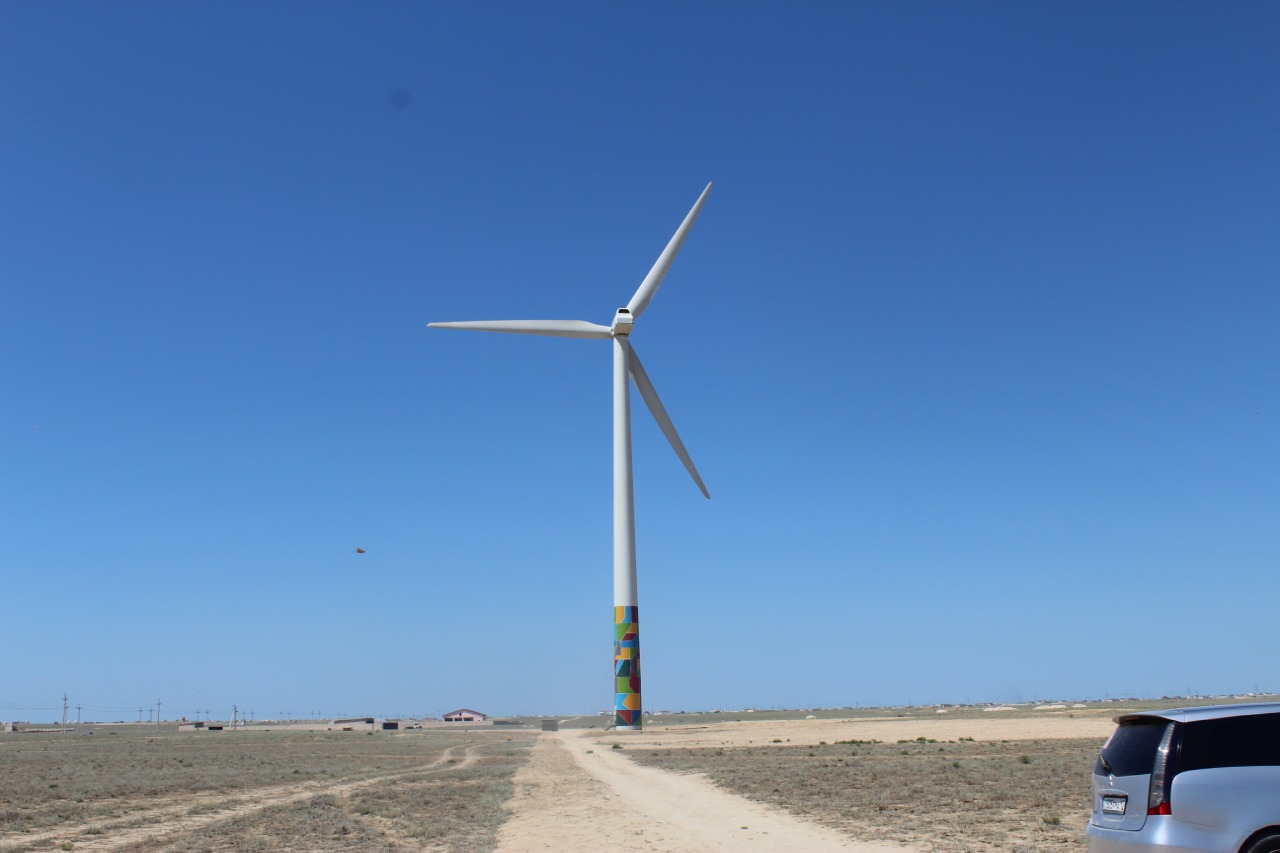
[443,709,487,722]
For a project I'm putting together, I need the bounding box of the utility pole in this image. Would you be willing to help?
[156,699,162,725]
[76,704,81,725]
[148,709,153,723]
[62,693,68,726]
[232,705,238,729]
[138,707,144,724]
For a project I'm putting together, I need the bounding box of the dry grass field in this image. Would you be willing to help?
[626,735,1099,852]
[6,700,1261,851]
[0,727,535,853]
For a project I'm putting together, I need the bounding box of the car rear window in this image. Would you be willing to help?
[1181,714,1280,771]
[1096,720,1170,777]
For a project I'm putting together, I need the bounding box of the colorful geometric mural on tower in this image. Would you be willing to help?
[614,605,641,728]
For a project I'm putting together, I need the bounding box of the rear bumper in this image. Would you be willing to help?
[1086,816,1247,853]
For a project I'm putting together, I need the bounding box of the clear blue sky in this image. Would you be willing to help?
[3,2,1277,722]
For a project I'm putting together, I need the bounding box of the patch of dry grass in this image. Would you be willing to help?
[0,729,534,852]
[122,794,394,853]
[0,729,459,824]
[628,736,1098,852]
[341,737,532,852]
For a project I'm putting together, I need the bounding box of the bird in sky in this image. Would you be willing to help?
[355,548,366,554]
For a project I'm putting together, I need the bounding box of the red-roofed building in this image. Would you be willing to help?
[442,709,488,722]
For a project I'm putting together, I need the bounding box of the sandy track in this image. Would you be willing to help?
[494,730,915,853]
[5,745,474,852]
[616,713,1116,751]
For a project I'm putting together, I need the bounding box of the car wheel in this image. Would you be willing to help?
[1244,835,1280,853]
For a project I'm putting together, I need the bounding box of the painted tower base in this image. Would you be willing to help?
[614,605,641,729]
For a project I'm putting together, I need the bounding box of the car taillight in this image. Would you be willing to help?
[1148,722,1175,815]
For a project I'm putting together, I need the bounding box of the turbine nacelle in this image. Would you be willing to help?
[610,308,634,337]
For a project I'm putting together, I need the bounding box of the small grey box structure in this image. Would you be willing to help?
[541,719,559,732]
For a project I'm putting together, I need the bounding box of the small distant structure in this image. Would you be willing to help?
[381,720,400,730]
[443,709,488,723]
[541,719,559,732]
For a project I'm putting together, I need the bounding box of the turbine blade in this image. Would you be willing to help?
[626,182,712,320]
[427,320,612,339]
[627,344,710,499]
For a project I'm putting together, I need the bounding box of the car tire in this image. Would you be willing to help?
[1244,834,1280,853]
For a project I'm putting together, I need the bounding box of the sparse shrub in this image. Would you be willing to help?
[612,743,623,750]
[1043,815,1061,825]
[1021,755,1031,764]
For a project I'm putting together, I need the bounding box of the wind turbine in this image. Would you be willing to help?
[429,183,712,730]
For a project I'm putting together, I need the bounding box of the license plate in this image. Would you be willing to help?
[1102,795,1127,815]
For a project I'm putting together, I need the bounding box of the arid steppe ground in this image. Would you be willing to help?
[0,727,534,852]
[0,703,1226,852]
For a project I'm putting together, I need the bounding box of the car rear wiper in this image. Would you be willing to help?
[1099,753,1113,773]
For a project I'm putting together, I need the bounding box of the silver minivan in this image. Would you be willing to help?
[1087,703,1280,853]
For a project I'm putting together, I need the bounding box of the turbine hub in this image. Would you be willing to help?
[610,308,634,337]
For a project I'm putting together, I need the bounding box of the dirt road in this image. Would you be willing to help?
[494,730,917,853]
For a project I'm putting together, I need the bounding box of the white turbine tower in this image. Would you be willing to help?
[429,183,712,730]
